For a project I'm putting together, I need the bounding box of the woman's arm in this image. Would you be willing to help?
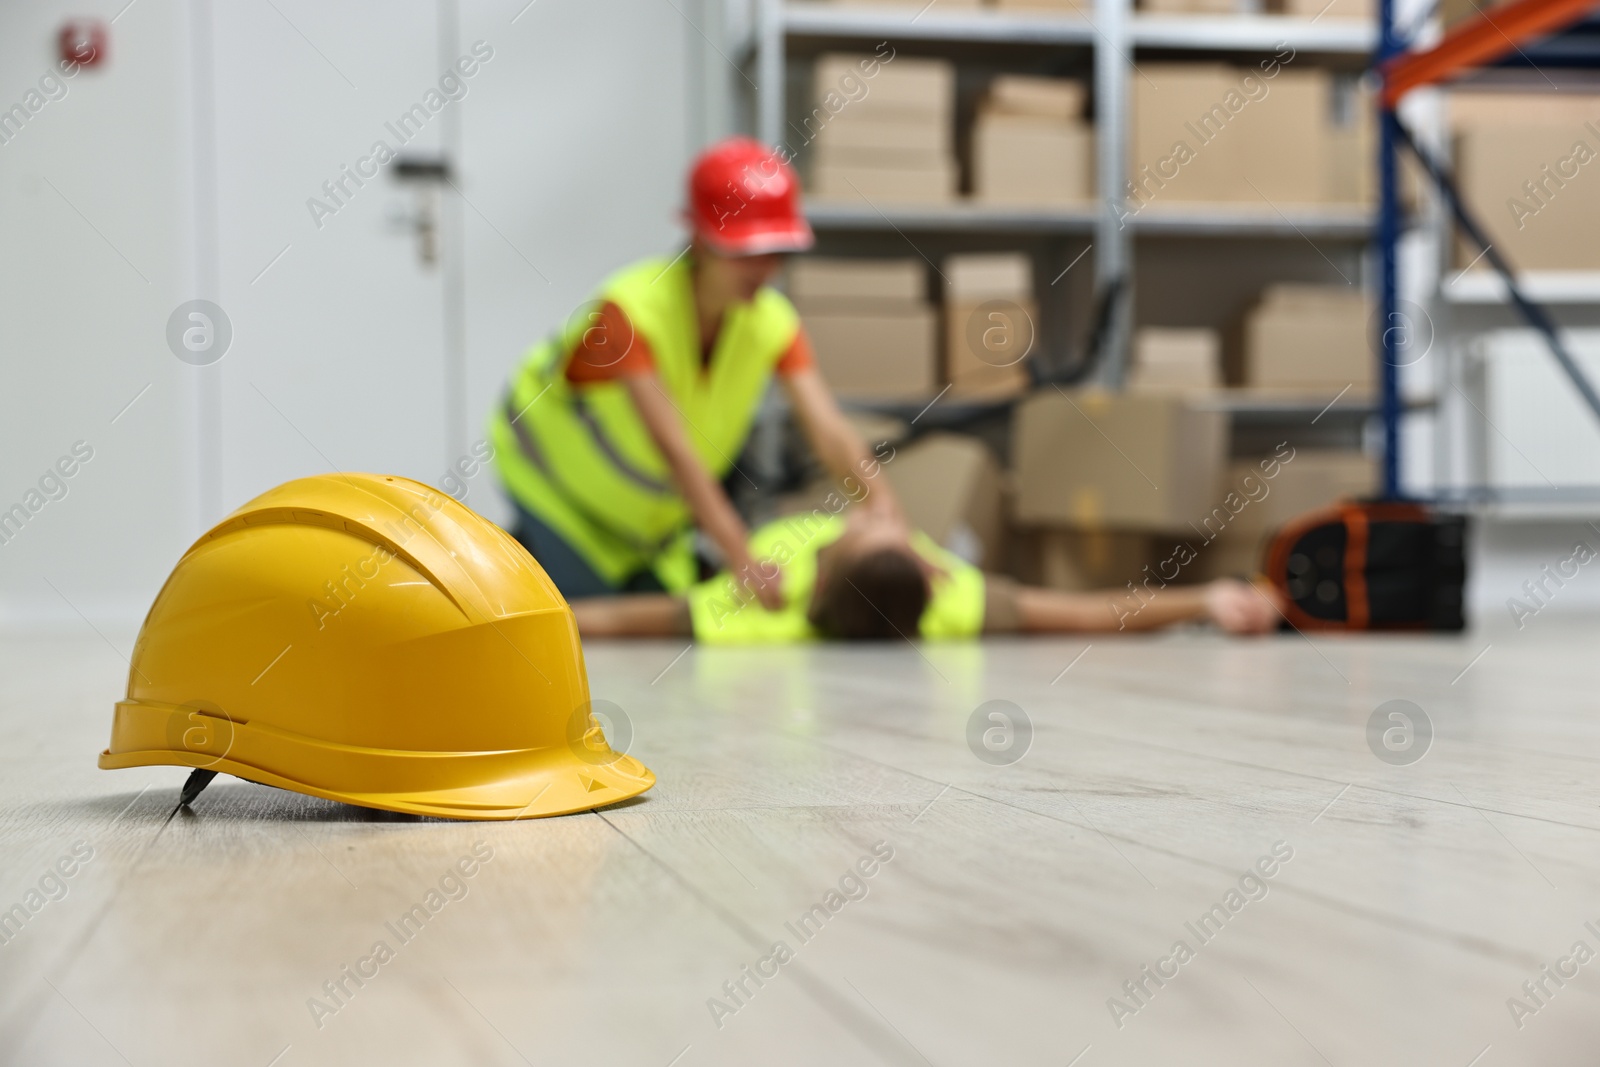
[622,373,782,609]
[781,368,904,520]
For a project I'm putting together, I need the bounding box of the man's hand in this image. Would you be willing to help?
[1203,579,1282,635]
[731,551,785,611]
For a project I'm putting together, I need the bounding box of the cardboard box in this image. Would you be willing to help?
[1438,0,1510,28]
[1241,285,1373,394]
[972,114,1094,204]
[1189,451,1376,580]
[883,433,1005,569]
[1454,123,1600,271]
[1238,70,1330,204]
[798,303,939,399]
[824,0,981,8]
[1449,90,1600,129]
[946,252,1032,300]
[790,258,925,304]
[812,54,954,123]
[813,141,950,172]
[1129,328,1221,392]
[993,0,1085,11]
[1326,75,1374,204]
[986,75,1087,122]
[808,55,958,205]
[1011,389,1228,530]
[945,298,1037,399]
[810,114,951,157]
[809,160,958,203]
[1269,0,1371,15]
[1131,64,1331,205]
[1008,528,1157,592]
[1131,64,1240,203]
[1141,0,1239,13]
[944,253,1035,397]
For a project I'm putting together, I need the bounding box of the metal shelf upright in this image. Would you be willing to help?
[1376,0,1600,500]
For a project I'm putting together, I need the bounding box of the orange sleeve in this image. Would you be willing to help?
[565,301,656,384]
[774,326,815,377]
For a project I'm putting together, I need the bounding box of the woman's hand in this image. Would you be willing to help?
[729,549,785,611]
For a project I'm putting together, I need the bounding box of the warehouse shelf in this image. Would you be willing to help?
[1128,202,1373,238]
[1441,270,1600,305]
[1433,486,1600,522]
[806,200,1373,237]
[781,3,1096,47]
[807,200,1098,233]
[1391,0,1600,505]
[780,4,1376,54]
[1189,390,1377,417]
[1131,13,1376,54]
[843,393,1018,428]
[751,0,1391,490]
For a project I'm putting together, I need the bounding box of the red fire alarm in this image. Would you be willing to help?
[58,19,107,68]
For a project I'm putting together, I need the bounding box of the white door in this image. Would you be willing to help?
[211,0,460,513]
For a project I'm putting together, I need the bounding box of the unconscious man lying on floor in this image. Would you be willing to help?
[569,509,1281,641]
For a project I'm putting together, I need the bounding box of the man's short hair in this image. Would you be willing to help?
[810,547,929,641]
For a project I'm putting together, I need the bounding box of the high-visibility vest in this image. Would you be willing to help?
[686,513,987,643]
[489,254,800,589]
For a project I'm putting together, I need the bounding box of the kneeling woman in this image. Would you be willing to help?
[488,138,902,607]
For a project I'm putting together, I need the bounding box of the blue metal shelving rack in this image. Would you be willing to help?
[1375,0,1600,499]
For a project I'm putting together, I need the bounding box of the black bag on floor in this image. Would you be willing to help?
[1264,502,1467,631]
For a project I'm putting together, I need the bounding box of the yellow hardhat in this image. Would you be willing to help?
[99,473,654,819]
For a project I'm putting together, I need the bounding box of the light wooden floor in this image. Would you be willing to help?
[3,619,1598,1067]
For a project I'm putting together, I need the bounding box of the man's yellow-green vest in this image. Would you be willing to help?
[686,514,986,643]
[489,255,800,591]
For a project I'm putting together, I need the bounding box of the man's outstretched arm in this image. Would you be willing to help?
[1006,579,1281,635]
[569,595,694,638]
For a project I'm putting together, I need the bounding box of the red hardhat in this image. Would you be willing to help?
[686,137,813,256]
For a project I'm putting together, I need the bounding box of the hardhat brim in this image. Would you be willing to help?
[99,699,655,820]
[696,219,815,257]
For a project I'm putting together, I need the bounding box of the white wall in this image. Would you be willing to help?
[0,1,196,626]
[0,0,718,629]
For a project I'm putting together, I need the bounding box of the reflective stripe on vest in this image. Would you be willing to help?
[498,392,672,554]
[686,514,987,644]
[490,254,799,577]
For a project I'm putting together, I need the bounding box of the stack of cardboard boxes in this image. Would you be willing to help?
[1005,387,1377,587]
[943,253,1037,399]
[1453,91,1600,272]
[1129,64,1372,208]
[1008,388,1228,589]
[971,76,1093,205]
[808,54,958,204]
[789,258,937,400]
